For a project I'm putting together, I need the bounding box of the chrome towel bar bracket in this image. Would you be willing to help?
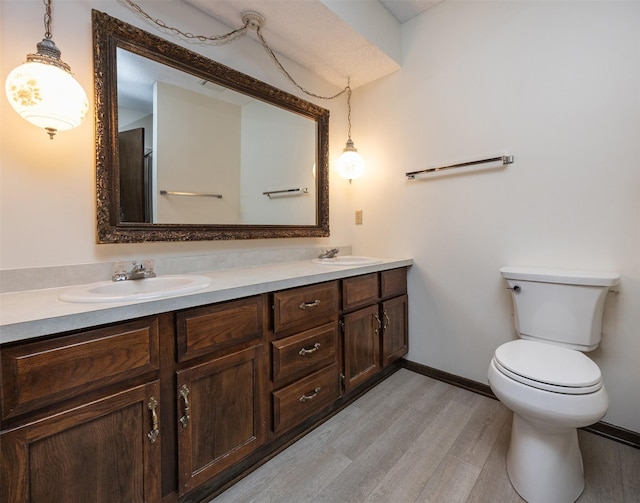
[406,155,514,179]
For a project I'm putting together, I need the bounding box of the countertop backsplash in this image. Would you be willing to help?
[0,245,352,294]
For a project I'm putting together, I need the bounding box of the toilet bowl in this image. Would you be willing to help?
[488,340,608,503]
[489,266,619,503]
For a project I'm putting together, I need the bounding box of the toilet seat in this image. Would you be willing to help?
[494,340,602,395]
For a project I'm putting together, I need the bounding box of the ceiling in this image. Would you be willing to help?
[183,0,442,90]
[380,0,442,23]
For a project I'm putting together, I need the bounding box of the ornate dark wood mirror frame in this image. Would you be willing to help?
[93,10,330,243]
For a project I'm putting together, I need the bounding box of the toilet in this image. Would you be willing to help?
[488,266,619,503]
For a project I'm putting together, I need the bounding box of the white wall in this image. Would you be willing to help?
[0,0,351,268]
[349,1,640,432]
[155,82,241,224]
[241,100,317,225]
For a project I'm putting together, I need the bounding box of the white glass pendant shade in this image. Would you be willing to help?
[5,60,88,138]
[336,138,364,181]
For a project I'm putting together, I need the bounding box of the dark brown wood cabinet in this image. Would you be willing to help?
[0,317,162,503]
[174,296,267,495]
[0,268,408,503]
[176,345,266,495]
[270,281,341,435]
[1,381,162,503]
[381,294,409,367]
[342,269,408,393]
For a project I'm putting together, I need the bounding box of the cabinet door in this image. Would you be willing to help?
[342,304,380,393]
[0,381,162,503]
[176,345,267,495]
[381,295,408,366]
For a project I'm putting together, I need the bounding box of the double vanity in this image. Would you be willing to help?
[0,257,410,503]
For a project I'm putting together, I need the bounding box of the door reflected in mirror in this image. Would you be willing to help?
[93,10,329,243]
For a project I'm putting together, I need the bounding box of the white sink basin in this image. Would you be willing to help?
[59,275,212,303]
[312,256,382,266]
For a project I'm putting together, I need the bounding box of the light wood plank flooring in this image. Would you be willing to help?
[210,369,640,503]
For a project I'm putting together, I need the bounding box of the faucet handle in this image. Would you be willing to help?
[142,259,155,272]
[112,261,127,281]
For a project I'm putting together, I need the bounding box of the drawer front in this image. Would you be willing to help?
[272,281,339,335]
[272,322,338,385]
[1,318,159,420]
[342,273,379,311]
[381,268,407,299]
[177,295,265,362]
[272,363,340,434]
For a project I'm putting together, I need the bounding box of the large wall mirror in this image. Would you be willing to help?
[93,10,330,243]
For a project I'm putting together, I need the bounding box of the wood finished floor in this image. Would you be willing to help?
[210,369,640,503]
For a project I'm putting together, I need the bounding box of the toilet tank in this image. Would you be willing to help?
[500,266,619,351]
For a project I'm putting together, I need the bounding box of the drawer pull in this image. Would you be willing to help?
[383,310,391,330]
[147,397,160,443]
[299,299,321,310]
[299,387,322,403]
[179,384,190,429]
[374,313,382,335]
[299,342,321,356]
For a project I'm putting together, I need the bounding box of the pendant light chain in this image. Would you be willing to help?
[124,0,249,43]
[346,82,353,139]
[123,0,350,101]
[43,0,52,39]
[254,27,348,101]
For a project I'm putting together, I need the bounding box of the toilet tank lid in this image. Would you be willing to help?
[500,266,620,286]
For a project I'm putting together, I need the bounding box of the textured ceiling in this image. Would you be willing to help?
[184,0,442,90]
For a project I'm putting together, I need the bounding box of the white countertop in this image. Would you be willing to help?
[0,257,412,344]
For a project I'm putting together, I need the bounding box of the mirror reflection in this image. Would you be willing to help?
[93,10,330,243]
[117,49,317,226]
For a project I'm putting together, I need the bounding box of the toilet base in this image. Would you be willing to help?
[507,413,585,503]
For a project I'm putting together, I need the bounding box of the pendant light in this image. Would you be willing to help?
[5,0,88,139]
[336,82,365,183]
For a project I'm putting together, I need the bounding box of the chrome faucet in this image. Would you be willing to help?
[318,248,339,259]
[113,260,156,281]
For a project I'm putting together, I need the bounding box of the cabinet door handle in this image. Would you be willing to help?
[374,313,382,335]
[179,384,190,430]
[147,397,160,443]
[299,299,321,310]
[299,387,322,403]
[299,342,321,356]
[383,310,390,330]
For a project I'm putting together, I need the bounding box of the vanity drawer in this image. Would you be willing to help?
[381,267,407,299]
[272,281,339,336]
[1,317,159,420]
[176,295,265,362]
[272,363,340,434]
[342,272,380,311]
[272,322,338,385]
